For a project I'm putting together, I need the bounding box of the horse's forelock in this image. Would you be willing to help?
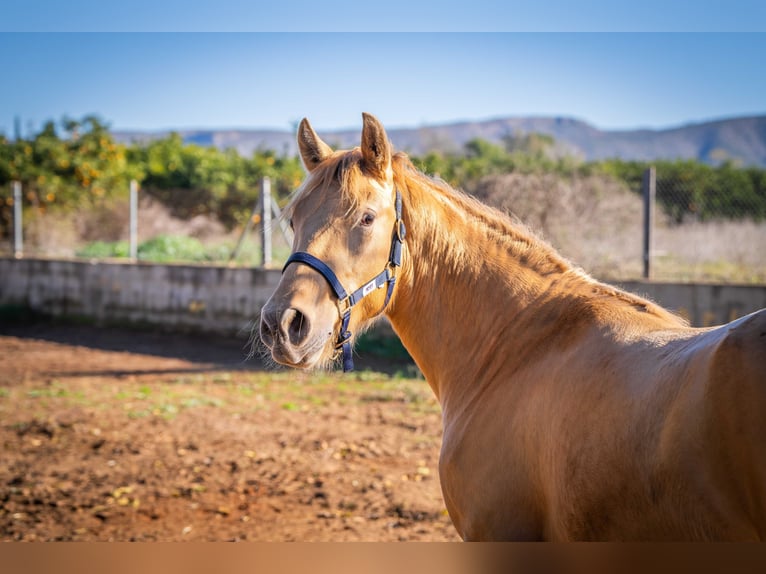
[286,148,393,221]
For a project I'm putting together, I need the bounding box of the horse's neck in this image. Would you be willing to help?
[386,181,580,405]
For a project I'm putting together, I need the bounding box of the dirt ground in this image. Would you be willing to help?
[0,321,460,542]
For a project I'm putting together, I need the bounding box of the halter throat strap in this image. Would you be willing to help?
[282,189,405,372]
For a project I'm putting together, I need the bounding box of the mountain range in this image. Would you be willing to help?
[114,114,766,167]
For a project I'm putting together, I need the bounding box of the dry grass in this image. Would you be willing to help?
[653,219,766,283]
[471,173,766,283]
[471,173,643,278]
[10,197,234,260]
[4,176,764,283]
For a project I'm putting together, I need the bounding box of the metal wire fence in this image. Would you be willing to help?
[0,178,293,268]
[3,168,766,284]
[645,167,766,283]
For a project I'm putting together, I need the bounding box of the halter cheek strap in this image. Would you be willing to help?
[282,189,405,372]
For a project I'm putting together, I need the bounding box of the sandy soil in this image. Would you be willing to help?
[0,322,459,542]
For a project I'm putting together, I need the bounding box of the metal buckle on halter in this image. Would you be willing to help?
[337,296,351,315]
[335,329,352,349]
[335,337,350,351]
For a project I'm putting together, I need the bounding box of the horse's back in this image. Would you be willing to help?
[707,308,766,417]
[713,308,766,372]
[513,308,766,540]
[547,311,766,540]
[703,309,766,537]
[438,307,766,541]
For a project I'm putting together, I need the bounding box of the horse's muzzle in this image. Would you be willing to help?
[259,304,319,367]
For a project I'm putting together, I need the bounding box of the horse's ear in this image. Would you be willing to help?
[360,113,392,180]
[297,118,333,172]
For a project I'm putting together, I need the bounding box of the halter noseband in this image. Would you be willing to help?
[282,189,406,372]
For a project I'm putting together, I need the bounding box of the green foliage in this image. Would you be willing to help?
[3,115,766,245]
[137,235,214,262]
[76,234,233,263]
[76,240,130,259]
[127,132,304,228]
[0,115,304,239]
[592,159,766,222]
[410,132,579,188]
[412,135,766,223]
[416,138,766,224]
[0,116,136,236]
[355,329,413,361]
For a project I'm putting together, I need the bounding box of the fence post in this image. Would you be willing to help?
[642,166,656,279]
[269,193,293,247]
[260,177,272,267]
[12,181,23,258]
[129,179,138,260]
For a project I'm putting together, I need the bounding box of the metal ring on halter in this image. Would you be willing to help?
[395,219,406,243]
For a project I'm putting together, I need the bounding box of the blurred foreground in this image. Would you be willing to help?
[0,322,456,542]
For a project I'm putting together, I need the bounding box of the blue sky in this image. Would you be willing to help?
[4,1,766,32]
[1,2,765,135]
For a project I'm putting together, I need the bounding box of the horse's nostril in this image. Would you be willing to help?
[281,308,311,346]
[260,310,277,348]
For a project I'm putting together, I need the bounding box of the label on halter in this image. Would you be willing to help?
[362,280,378,297]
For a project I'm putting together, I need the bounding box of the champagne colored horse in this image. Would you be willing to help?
[260,113,766,541]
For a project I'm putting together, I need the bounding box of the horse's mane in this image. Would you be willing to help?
[286,147,685,326]
[390,153,685,325]
[391,152,575,279]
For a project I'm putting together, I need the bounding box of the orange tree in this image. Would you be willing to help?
[0,116,136,238]
[126,133,304,228]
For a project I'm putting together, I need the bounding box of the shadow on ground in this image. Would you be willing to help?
[0,317,416,376]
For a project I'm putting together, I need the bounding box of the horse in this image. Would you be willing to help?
[259,113,766,541]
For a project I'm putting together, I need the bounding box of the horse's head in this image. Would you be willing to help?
[259,113,404,370]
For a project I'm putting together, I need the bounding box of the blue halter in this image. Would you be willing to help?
[282,189,405,372]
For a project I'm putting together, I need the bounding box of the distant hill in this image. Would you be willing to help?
[114,115,766,167]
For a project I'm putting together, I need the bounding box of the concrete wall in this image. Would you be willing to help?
[1,258,765,335]
[0,257,281,336]
[617,280,766,327]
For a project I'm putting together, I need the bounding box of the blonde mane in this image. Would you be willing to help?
[392,152,575,279]
[287,146,683,326]
[390,153,685,326]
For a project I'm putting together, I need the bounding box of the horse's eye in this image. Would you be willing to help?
[288,218,294,231]
[360,212,376,227]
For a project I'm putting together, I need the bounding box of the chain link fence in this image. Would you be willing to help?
[4,167,766,284]
[648,166,766,283]
[0,178,293,267]
[454,165,766,284]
